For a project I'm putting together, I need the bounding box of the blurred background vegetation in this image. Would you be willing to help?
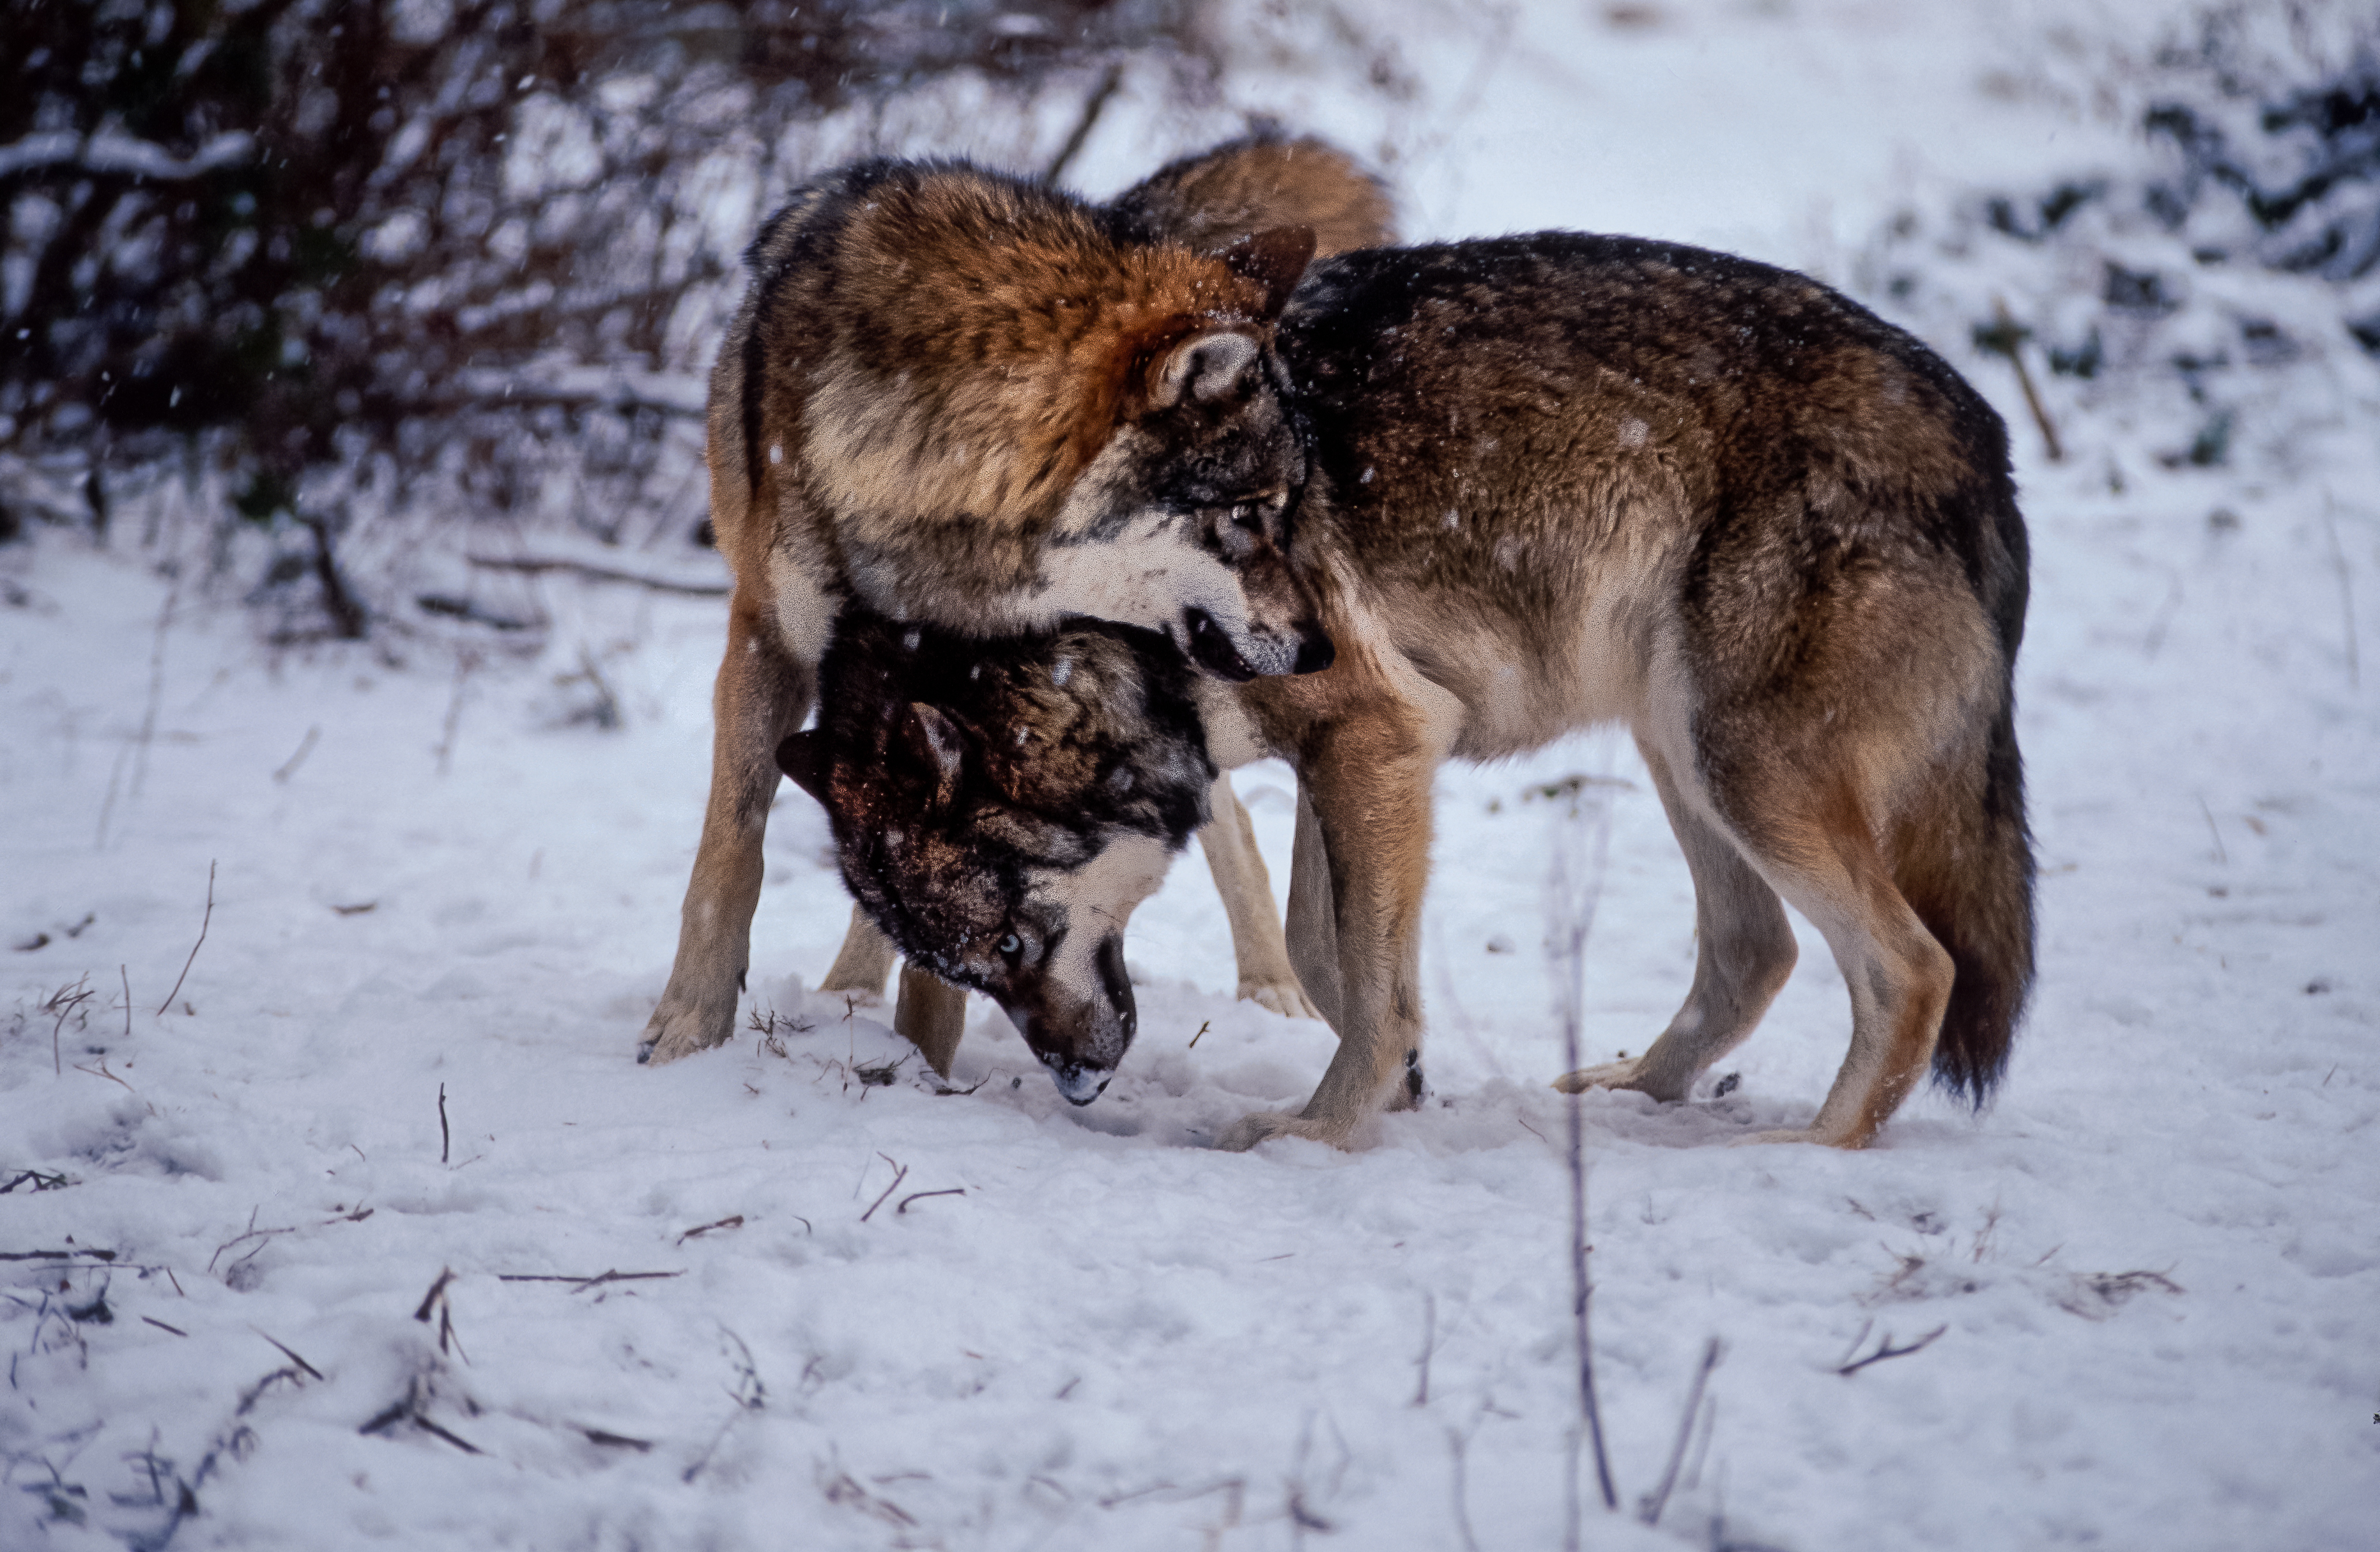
[4,1,2376,648]
[2,0,1314,638]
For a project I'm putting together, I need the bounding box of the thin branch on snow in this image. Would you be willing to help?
[1546,772,1620,1531]
[155,861,216,1017]
[1638,1337,1724,1526]
[2321,493,2361,689]
[861,1156,911,1223]
[1836,1324,1949,1376]
[465,553,730,597]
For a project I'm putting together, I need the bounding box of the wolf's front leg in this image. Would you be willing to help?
[641,603,813,1064]
[1197,774,1323,1020]
[1220,715,1436,1149]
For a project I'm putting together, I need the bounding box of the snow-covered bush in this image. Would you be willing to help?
[1861,3,2380,489]
[1,0,1231,639]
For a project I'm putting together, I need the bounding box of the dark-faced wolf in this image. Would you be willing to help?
[781,232,2036,1148]
[640,137,1394,1067]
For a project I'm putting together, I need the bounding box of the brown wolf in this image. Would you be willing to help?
[781,231,2036,1148]
[641,137,1393,1066]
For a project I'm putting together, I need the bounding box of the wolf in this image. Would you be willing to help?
[779,231,2037,1148]
[640,137,1393,1067]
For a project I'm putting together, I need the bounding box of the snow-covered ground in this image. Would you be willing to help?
[6,3,2377,1548]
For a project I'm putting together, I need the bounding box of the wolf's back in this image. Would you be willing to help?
[1108,132,1395,257]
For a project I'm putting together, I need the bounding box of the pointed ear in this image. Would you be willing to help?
[776,729,829,803]
[903,702,967,811]
[1151,330,1261,410]
[1219,226,1315,319]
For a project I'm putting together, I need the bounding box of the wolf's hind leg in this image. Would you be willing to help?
[1555,741,1796,1101]
[1197,774,1323,1020]
[819,905,897,999]
[1726,785,1954,1149]
[642,603,813,1064]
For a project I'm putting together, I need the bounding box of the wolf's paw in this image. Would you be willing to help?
[1240,978,1324,1022]
[1552,1058,1643,1095]
[638,1000,737,1066]
[1730,1125,1868,1149]
[1217,1110,1349,1153]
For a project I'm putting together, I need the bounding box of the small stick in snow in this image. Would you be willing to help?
[494,1269,684,1293]
[1978,299,2063,462]
[1835,1323,1948,1376]
[1413,1292,1438,1407]
[438,1083,450,1165]
[251,1328,325,1381]
[1447,1425,1484,1552]
[580,1426,652,1450]
[465,553,730,597]
[412,1267,456,1322]
[2196,795,2227,867]
[676,1215,746,1245]
[896,1188,964,1214]
[1188,1019,1210,1049]
[43,974,95,1074]
[861,1156,910,1223]
[1636,1337,1723,1526]
[2321,495,2361,689]
[208,1208,295,1273]
[272,725,320,784]
[434,649,482,776]
[119,965,130,1040]
[142,1316,188,1337]
[155,861,215,1017]
[1043,61,1125,184]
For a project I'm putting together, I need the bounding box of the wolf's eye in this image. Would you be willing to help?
[997,933,1022,958]
[1229,502,1263,531]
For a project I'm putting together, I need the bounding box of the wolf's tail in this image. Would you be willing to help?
[1896,696,2036,1106]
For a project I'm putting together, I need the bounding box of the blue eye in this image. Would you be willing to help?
[997,934,1022,957]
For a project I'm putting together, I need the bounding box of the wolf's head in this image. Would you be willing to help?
[781,608,1214,1103]
[811,170,1335,679]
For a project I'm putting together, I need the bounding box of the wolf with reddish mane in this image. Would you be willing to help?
[640,136,1395,1068]
[782,232,2037,1149]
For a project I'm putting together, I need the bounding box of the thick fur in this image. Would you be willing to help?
[799,232,2038,1149]
[783,609,1220,1100]
[1108,133,1397,263]
[643,138,1392,1066]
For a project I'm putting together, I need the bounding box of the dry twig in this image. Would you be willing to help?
[155,862,215,1017]
[860,1155,910,1223]
[1836,1323,1948,1376]
[1637,1337,1724,1526]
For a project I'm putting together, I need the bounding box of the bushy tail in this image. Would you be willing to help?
[1898,699,2036,1107]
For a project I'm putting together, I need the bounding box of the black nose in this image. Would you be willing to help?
[1292,624,1335,675]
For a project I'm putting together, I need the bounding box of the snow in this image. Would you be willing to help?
[6,2,2379,1548]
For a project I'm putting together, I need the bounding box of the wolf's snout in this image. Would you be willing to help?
[1184,608,1259,681]
[1039,1050,1112,1105]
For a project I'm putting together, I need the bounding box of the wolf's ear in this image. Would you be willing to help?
[776,730,828,804]
[1152,330,1261,409]
[1219,225,1315,319]
[903,702,967,811]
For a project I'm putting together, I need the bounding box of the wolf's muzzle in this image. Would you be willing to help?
[1039,1052,1112,1105]
[1185,608,1259,681]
